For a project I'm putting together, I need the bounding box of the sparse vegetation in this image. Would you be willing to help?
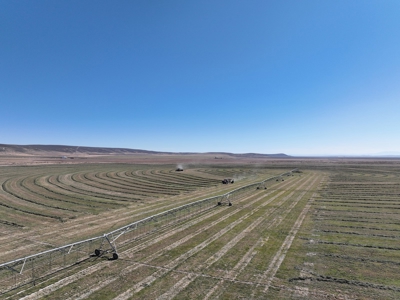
[1,155,400,299]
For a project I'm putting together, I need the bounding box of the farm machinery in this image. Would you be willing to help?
[222,178,234,184]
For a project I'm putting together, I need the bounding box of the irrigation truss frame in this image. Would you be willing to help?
[0,169,296,294]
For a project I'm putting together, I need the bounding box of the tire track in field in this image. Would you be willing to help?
[115,176,299,262]
[0,205,137,262]
[2,192,231,296]
[19,261,112,300]
[1,172,264,261]
[266,175,321,230]
[156,174,319,300]
[15,204,228,300]
[203,237,267,300]
[64,184,285,300]
[202,175,321,299]
[4,176,306,272]
[14,174,301,299]
[26,181,276,300]
[63,205,238,300]
[156,208,273,300]
[23,205,225,300]
[114,207,270,300]
[259,183,323,294]
[56,176,255,240]
[3,184,222,258]
[113,176,311,300]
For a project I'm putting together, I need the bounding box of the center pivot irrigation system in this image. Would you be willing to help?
[0,169,297,294]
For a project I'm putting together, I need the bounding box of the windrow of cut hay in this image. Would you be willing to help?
[0,165,279,263]
[278,168,400,299]
[4,169,313,300]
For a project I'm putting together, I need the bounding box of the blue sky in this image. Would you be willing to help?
[1,1,400,156]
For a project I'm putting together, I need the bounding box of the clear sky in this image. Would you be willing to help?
[1,1,400,156]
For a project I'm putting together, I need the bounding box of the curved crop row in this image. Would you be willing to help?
[0,166,246,228]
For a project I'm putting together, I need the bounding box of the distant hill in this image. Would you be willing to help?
[0,144,168,155]
[0,144,290,158]
[206,152,290,158]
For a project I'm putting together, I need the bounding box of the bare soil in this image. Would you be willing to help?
[1,150,400,299]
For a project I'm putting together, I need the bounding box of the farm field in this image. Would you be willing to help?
[1,155,400,299]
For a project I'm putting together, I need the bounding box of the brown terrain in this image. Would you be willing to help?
[1,144,400,299]
[0,144,289,166]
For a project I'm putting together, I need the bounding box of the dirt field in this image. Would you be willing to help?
[1,152,400,299]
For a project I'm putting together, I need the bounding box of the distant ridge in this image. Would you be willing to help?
[205,152,290,158]
[0,144,172,155]
[0,144,290,158]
